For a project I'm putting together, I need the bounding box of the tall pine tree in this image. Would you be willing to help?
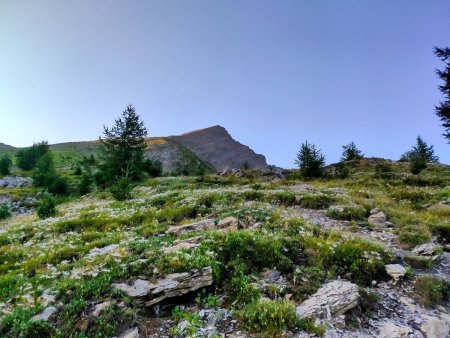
[434,46,450,142]
[99,105,148,184]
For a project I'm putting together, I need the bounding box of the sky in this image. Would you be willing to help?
[0,1,449,167]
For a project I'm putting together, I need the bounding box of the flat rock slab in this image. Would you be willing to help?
[368,211,386,224]
[32,306,57,321]
[112,267,213,307]
[377,320,413,338]
[420,314,450,338]
[166,219,215,235]
[385,264,406,281]
[296,280,359,319]
[412,243,442,257]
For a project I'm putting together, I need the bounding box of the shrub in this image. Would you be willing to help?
[142,159,163,177]
[327,206,366,221]
[0,204,11,220]
[109,177,134,201]
[403,254,434,269]
[327,238,393,286]
[374,162,393,178]
[238,299,300,333]
[414,275,450,308]
[332,162,350,178]
[298,194,335,209]
[429,222,450,242]
[37,195,56,219]
[291,265,326,301]
[295,141,326,178]
[410,157,427,175]
[16,141,49,170]
[358,288,380,314]
[398,224,431,248]
[78,171,93,195]
[32,153,69,195]
[0,155,12,176]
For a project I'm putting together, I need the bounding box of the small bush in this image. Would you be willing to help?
[327,206,366,221]
[398,224,431,248]
[142,159,163,177]
[16,141,49,170]
[414,275,450,308]
[298,194,335,209]
[291,265,326,301]
[37,196,56,219]
[0,155,12,176]
[109,177,134,201]
[403,254,434,270]
[358,288,380,314]
[238,299,300,333]
[429,222,450,242]
[0,204,11,220]
[374,162,394,178]
[327,238,393,286]
[410,157,427,175]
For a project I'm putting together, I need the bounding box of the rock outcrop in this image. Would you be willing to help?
[296,280,359,319]
[0,176,32,188]
[112,267,213,307]
[368,208,386,224]
[172,125,269,170]
[385,264,406,281]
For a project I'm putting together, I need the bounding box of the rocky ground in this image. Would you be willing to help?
[0,161,449,337]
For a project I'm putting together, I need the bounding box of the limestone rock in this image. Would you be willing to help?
[377,320,413,338]
[296,280,359,319]
[112,279,153,297]
[163,241,200,253]
[412,243,442,258]
[385,264,406,281]
[368,209,386,224]
[166,219,215,235]
[86,244,120,260]
[31,306,57,321]
[92,301,111,317]
[420,314,450,338]
[217,216,238,229]
[112,267,213,307]
[118,327,140,338]
[0,176,32,188]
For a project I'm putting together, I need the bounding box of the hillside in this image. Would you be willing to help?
[0,125,269,174]
[0,160,449,337]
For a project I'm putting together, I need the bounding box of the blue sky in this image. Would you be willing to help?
[1,1,449,167]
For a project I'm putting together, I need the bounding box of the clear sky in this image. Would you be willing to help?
[1,1,449,167]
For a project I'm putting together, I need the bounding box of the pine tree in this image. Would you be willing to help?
[434,46,450,141]
[341,142,364,161]
[400,136,439,174]
[295,141,326,178]
[400,136,439,163]
[99,104,148,184]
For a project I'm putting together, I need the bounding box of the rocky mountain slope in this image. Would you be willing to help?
[171,125,269,171]
[0,160,449,337]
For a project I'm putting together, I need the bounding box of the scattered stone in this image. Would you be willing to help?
[368,209,386,224]
[163,241,200,253]
[39,289,56,307]
[217,216,238,229]
[385,264,406,281]
[86,244,119,260]
[118,327,140,338]
[173,236,203,245]
[31,306,57,321]
[92,301,111,317]
[166,219,215,235]
[377,320,413,338]
[427,202,450,213]
[112,267,213,307]
[412,243,442,259]
[296,280,359,319]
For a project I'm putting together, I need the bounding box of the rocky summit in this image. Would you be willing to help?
[172,125,269,171]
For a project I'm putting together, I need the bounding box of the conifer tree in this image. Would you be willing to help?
[341,142,364,161]
[434,47,450,141]
[295,141,325,178]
